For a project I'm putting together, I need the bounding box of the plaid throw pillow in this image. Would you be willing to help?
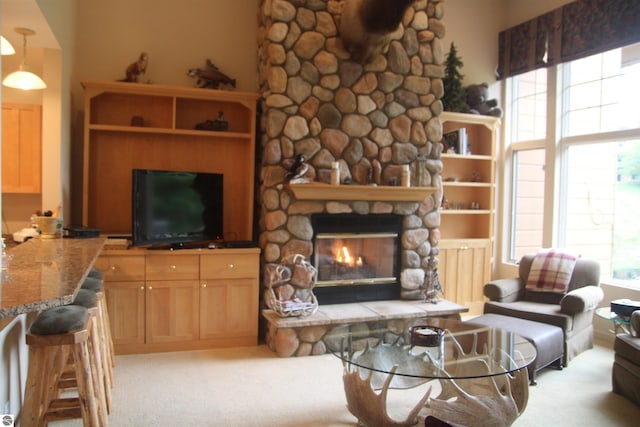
[526,248,578,293]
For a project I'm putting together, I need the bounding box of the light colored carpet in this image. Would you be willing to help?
[50,341,639,427]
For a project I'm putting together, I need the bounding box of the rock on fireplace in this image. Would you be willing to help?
[311,213,402,305]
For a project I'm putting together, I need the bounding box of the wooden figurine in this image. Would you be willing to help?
[119,52,148,83]
[188,59,236,89]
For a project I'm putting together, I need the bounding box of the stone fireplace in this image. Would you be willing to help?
[256,0,446,311]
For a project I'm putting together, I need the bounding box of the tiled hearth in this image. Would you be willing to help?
[256,0,447,355]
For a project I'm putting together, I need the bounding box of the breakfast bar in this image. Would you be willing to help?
[0,237,106,321]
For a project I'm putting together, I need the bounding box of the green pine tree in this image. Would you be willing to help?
[442,43,466,113]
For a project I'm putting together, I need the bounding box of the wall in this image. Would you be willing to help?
[440,0,504,91]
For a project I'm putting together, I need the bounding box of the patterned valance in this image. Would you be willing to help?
[498,0,640,80]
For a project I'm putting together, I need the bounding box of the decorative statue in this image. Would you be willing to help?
[119,52,148,83]
[422,255,443,303]
[188,59,236,89]
[286,154,310,184]
[340,0,416,63]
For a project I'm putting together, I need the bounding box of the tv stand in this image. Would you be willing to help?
[96,246,260,354]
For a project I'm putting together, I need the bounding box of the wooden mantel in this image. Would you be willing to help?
[285,182,438,202]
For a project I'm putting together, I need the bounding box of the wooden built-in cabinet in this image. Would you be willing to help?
[81,81,259,239]
[96,247,260,354]
[439,112,500,315]
[1,103,42,194]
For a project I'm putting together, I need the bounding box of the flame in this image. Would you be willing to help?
[337,246,352,264]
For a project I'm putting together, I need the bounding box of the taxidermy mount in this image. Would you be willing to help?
[188,59,236,89]
[340,0,416,63]
[119,52,148,83]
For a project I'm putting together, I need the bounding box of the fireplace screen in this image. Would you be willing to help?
[314,232,398,287]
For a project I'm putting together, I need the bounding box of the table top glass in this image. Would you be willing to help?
[595,306,631,325]
[327,317,536,382]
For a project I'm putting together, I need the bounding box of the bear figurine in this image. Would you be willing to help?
[463,83,503,118]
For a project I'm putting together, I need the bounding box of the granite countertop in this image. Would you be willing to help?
[0,237,106,319]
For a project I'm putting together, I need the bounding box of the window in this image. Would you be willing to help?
[506,42,640,287]
[508,68,548,261]
[511,68,547,142]
[510,148,545,261]
[563,46,640,136]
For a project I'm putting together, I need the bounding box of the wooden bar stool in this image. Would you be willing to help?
[22,305,101,427]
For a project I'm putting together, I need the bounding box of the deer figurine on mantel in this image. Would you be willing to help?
[340,0,417,63]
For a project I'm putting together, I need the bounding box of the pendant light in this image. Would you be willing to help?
[2,27,46,90]
[1,36,15,55]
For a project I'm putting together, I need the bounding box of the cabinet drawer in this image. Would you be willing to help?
[146,255,199,280]
[95,255,145,282]
[200,253,258,279]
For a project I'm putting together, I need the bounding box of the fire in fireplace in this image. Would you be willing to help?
[311,214,402,305]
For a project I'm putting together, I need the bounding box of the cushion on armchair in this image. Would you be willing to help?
[560,286,604,315]
[526,248,578,293]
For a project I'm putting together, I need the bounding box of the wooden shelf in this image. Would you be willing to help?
[285,182,437,202]
[440,111,501,131]
[443,181,493,188]
[88,123,252,139]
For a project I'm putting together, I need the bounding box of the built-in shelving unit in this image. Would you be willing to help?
[81,81,259,240]
[439,111,500,315]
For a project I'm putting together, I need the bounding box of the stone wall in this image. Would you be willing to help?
[256,0,446,302]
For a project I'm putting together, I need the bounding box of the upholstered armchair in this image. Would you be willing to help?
[612,311,640,405]
[483,253,603,365]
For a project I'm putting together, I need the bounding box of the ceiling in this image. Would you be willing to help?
[1,0,60,50]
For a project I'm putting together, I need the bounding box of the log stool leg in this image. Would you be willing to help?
[95,291,114,391]
[73,289,110,421]
[84,273,115,370]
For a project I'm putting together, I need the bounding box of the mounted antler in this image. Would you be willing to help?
[340,0,416,63]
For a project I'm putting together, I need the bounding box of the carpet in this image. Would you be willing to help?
[49,342,639,427]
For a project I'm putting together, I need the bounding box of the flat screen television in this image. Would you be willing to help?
[131,169,223,248]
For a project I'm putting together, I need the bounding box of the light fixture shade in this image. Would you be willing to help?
[2,27,46,90]
[3,66,47,90]
[1,36,15,55]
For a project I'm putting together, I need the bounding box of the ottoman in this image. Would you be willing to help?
[466,313,564,385]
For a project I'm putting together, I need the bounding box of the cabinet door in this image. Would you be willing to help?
[146,280,199,343]
[439,239,491,315]
[104,281,145,346]
[2,103,42,193]
[199,278,258,339]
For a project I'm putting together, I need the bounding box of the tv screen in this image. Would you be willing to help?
[132,169,223,247]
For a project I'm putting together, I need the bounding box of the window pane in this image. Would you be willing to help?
[564,43,640,136]
[511,69,547,142]
[564,141,640,285]
[511,149,545,261]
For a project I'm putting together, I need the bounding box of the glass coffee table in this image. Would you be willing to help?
[326,317,536,427]
[595,306,632,334]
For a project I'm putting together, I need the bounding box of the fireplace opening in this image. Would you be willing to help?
[311,214,402,305]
